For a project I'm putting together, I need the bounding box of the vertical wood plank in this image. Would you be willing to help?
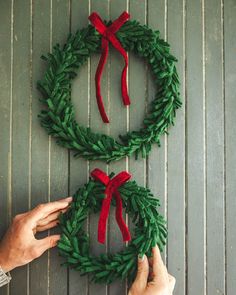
[30,1,51,294]
[147,0,168,263]
[205,0,225,294]
[88,1,109,295]
[108,1,129,294]
[166,1,186,295]
[69,1,90,294]
[0,1,12,294]
[128,0,147,187]
[0,0,12,246]
[186,0,206,294]
[127,3,147,291]
[10,0,31,294]
[224,0,236,294]
[49,1,70,294]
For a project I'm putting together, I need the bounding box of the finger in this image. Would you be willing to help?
[37,208,67,227]
[132,255,149,291]
[57,197,73,203]
[36,220,59,232]
[27,200,72,225]
[36,234,61,256]
[152,246,168,283]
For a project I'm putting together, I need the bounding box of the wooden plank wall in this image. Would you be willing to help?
[0,0,235,294]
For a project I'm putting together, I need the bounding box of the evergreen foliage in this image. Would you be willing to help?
[38,19,181,162]
[58,173,167,284]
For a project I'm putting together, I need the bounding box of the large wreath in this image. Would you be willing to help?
[38,12,181,162]
[57,168,167,284]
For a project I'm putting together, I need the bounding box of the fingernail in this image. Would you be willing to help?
[63,197,73,202]
[138,254,144,261]
[55,235,61,242]
[61,200,72,206]
[61,201,70,207]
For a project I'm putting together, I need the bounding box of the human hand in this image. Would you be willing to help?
[0,197,72,272]
[128,246,175,295]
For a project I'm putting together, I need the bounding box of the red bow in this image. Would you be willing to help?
[88,11,131,123]
[91,168,131,244]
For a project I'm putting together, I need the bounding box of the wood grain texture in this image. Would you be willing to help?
[224,1,236,295]
[0,1,12,295]
[49,1,70,294]
[167,1,186,295]
[108,1,129,294]
[128,7,147,284]
[30,1,51,294]
[88,1,109,295]
[147,0,168,265]
[186,0,206,294]
[69,2,90,295]
[205,1,225,294]
[10,0,31,294]
[0,1,235,295]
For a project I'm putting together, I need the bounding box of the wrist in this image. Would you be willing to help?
[0,265,11,287]
[0,259,12,273]
[0,250,14,273]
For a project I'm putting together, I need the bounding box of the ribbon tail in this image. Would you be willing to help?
[98,196,112,243]
[109,36,130,106]
[121,61,130,106]
[120,46,130,105]
[114,192,131,242]
[95,38,110,123]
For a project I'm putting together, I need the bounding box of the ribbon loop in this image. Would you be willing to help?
[91,168,131,244]
[88,11,131,123]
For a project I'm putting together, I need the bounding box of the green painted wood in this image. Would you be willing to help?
[108,1,129,294]
[127,2,148,290]
[69,1,90,294]
[147,0,167,265]
[10,0,31,294]
[224,1,236,294]
[30,0,51,294]
[0,1,235,295]
[128,5,147,279]
[186,0,206,294]
[128,0,147,187]
[205,1,225,294]
[48,1,70,294]
[0,1,12,294]
[167,1,186,295]
[88,1,109,295]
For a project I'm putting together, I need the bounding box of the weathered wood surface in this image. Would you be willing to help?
[0,0,235,294]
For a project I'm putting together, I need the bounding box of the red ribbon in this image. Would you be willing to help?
[91,168,131,244]
[88,11,131,123]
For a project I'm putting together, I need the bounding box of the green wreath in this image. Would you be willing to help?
[37,12,181,162]
[57,169,167,284]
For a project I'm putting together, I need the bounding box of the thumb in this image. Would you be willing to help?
[133,254,149,290]
[37,234,61,256]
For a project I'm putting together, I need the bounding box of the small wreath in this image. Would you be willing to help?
[37,11,181,162]
[57,168,167,284]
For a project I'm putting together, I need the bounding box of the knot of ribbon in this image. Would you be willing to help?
[88,11,131,123]
[91,168,131,244]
